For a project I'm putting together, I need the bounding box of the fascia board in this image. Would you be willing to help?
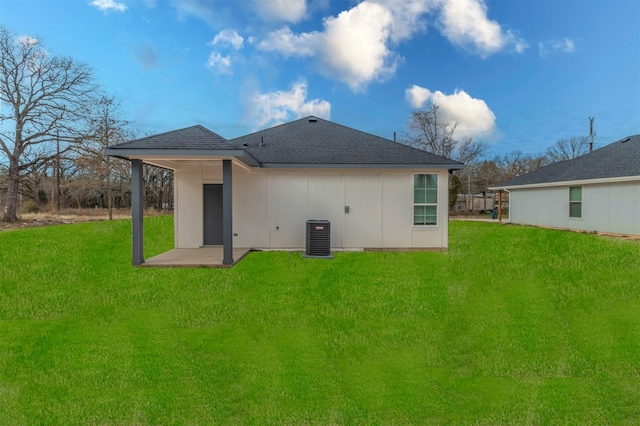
[259,162,464,169]
[489,175,640,191]
[103,148,260,167]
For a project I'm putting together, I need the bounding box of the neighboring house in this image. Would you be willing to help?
[105,116,463,265]
[490,134,640,236]
[453,192,504,213]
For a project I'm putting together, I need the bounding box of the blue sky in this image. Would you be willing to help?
[2,0,639,155]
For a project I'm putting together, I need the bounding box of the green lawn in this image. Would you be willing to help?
[1,217,639,424]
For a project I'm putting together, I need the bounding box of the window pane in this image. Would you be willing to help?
[425,188,437,204]
[414,206,424,225]
[425,174,437,189]
[414,206,437,225]
[414,188,426,204]
[570,186,582,202]
[414,174,426,189]
[425,206,437,225]
[570,202,582,218]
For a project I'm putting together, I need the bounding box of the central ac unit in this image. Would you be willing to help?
[304,220,333,259]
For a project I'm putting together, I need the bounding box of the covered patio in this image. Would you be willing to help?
[104,125,260,268]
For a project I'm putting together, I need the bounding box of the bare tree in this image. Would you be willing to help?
[144,165,173,211]
[404,102,488,165]
[457,136,488,165]
[545,136,590,163]
[493,151,549,182]
[74,95,130,220]
[404,102,488,210]
[405,102,457,158]
[0,25,95,222]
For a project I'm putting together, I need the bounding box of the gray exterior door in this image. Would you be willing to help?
[203,184,223,245]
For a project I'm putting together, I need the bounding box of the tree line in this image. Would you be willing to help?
[0,25,172,222]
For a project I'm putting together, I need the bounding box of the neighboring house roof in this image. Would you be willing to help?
[493,134,640,189]
[105,116,464,169]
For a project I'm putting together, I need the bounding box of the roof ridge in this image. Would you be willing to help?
[227,116,319,143]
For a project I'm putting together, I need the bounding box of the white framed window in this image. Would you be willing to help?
[569,186,582,218]
[414,174,438,226]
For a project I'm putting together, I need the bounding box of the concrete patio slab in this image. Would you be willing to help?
[140,247,251,268]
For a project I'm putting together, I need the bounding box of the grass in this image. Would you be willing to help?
[0,217,639,424]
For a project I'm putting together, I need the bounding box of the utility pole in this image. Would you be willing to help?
[588,117,595,153]
[106,116,113,221]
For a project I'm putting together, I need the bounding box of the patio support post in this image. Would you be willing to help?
[222,159,233,265]
[131,159,145,265]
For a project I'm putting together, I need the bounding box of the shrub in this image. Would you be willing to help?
[22,200,40,213]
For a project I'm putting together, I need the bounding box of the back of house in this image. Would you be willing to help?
[491,134,640,236]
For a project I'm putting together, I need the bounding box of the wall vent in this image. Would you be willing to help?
[304,220,333,259]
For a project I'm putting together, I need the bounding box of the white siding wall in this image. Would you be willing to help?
[382,174,412,247]
[174,165,450,249]
[636,182,640,236]
[174,163,222,248]
[174,171,202,249]
[510,180,640,236]
[344,174,383,248]
[307,174,344,247]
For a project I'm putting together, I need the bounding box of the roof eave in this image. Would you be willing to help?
[103,147,260,167]
[489,174,640,191]
[259,162,464,169]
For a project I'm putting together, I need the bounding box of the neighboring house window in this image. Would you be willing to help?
[414,174,438,225]
[569,186,582,218]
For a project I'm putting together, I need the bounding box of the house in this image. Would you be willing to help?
[490,134,640,236]
[453,192,505,214]
[105,116,464,266]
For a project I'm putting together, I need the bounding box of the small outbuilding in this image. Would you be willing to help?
[491,134,640,236]
[105,116,463,266]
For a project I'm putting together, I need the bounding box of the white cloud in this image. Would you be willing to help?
[405,85,496,138]
[17,36,38,47]
[90,0,127,12]
[258,2,396,92]
[319,2,396,91]
[246,80,331,129]
[171,0,216,27]
[406,84,432,109]
[209,29,244,50]
[257,27,317,57]
[539,38,575,57]
[205,52,233,74]
[371,0,435,43]
[257,0,525,91]
[437,0,526,57]
[255,0,307,23]
[206,30,244,74]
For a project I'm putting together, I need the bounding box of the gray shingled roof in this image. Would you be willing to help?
[228,116,463,166]
[495,134,640,188]
[106,116,463,168]
[108,125,231,150]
